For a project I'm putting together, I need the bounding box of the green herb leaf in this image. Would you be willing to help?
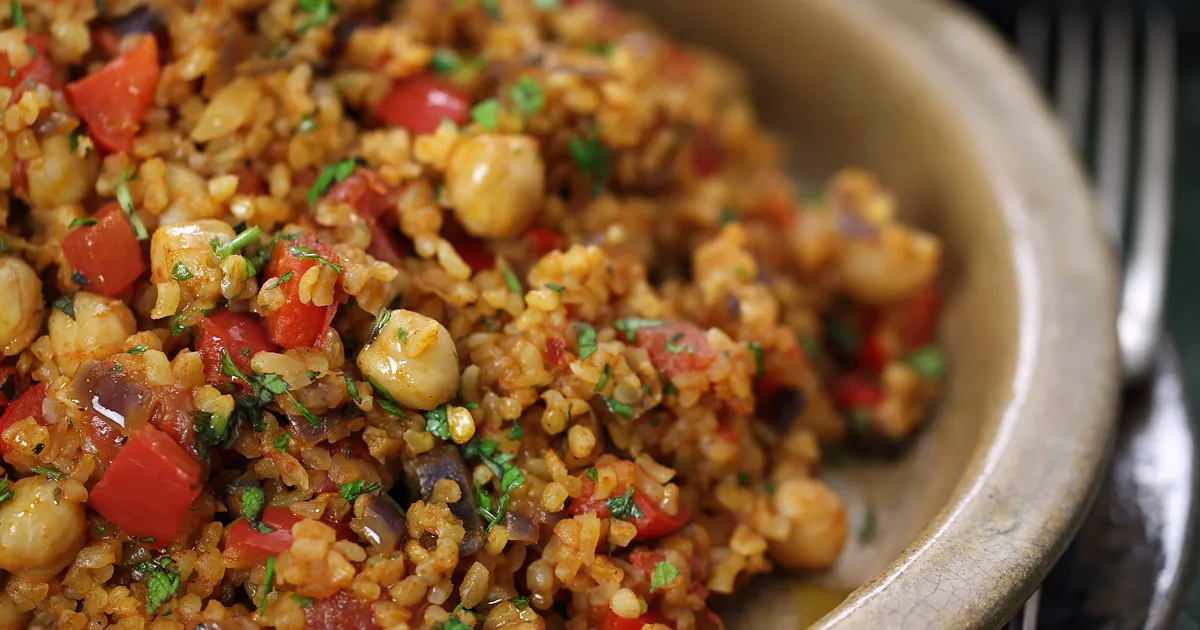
[308,157,361,203]
[298,112,318,134]
[213,226,262,259]
[139,557,180,615]
[544,282,564,294]
[906,346,946,380]
[857,503,877,543]
[370,309,391,342]
[664,332,691,354]
[650,560,680,593]
[263,271,293,291]
[71,269,89,286]
[68,217,97,229]
[748,341,765,380]
[9,0,24,28]
[240,485,265,523]
[170,311,189,336]
[568,128,612,195]
[718,207,737,227]
[471,98,501,131]
[342,374,362,404]
[259,554,275,610]
[502,267,522,294]
[171,262,193,281]
[0,476,11,503]
[511,596,530,609]
[287,245,343,272]
[506,422,523,440]
[594,364,611,393]
[115,171,149,241]
[367,377,408,417]
[585,467,598,483]
[52,294,75,320]
[510,77,544,117]
[430,48,462,74]
[736,471,750,487]
[573,322,597,360]
[292,594,314,607]
[339,479,382,503]
[295,0,335,32]
[605,486,642,521]
[283,390,322,424]
[396,327,408,343]
[432,618,473,630]
[424,405,451,440]
[603,397,633,419]
[273,433,289,453]
[613,318,664,343]
[825,317,859,356]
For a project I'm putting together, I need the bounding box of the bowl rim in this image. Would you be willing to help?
[812,0,1120,627]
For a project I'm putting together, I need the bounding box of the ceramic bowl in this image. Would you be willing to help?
[625,0,1121,627]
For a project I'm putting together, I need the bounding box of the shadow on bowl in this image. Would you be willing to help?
[618,0,1121,627]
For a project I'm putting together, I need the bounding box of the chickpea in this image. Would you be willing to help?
[838,226,941,305]
[0,257,44,356]
[151,220,237,312]
[0,477,86,580]
[25,134,99,208]
[357,309,459,411]
[48,291,137,377]
[445,134,545,239]
[766,477,848,570]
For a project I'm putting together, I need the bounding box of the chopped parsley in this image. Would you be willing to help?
[263,272,293,291]
[430,48,462,75]
[717,207,737,227]
[906,346,946,380]
[510,77,544,117]
[259,555,275,610]
[131,535,156,543]
[9,0,24,29]
[573,322,597,360]
[511,596,530,610]
[171,263,193,281]
[432,619,473,630]
[369,309,391,342]
[288,245,343,272]
[219,349,320,424]
[295,0,335,32]
[568,128,612,195]
[506,422,523,440]
[463,438,526,530]
[650,560,680,593]
[857,503,877,543]
[126,343,150,355]
[339,479,382,503]
[502,267,522,294]
[613,318,665,343]
[471,98,501,131]
[424,404,451,440]
[212,226,262,259]
[664,332,691,354]
[603,397,633,419]
[748,341,765,380]
[68,217,97,229]
[307,157,360,203]
[71,269,89,286]
[396,327,408,343]
[52,294,75,320]
[544,282,565,294]
[69,127,88,154]
[115,171,149,241]
[736,471,750,487]
[138,557,180,615]
[192,410,234,452]
[585,467,598,483]
[850,408,873,433]
[594,364,611,392]
[605,486,642,521]
[367,377,408,417]
[272,433,289,453]
[170,311,189,336]
[297,112,318,134]
[292,594,314,607]
[0,476,11,503]
[342,374,362,404]
[239,485,265,524]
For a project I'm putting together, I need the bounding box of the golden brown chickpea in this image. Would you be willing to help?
[0,477,86,580]
[446,134,545,239]
[356,309,459,411]
[48,291,137,377]
[766,477,849,570]
[0,256,43,356]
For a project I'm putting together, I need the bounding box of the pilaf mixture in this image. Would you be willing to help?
[0,0,945,628]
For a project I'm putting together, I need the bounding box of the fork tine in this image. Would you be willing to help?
[1017,7,1051,88]
[1056,9,1094,152]
[1096,8,1134,247]
[1119,9,1176,380]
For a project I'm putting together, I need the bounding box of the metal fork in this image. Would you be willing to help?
[1006,6,1177,629]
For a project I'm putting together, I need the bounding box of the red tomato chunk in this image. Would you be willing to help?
[634,323,718,379]
[0,35,58,98]
[373,74,469,135]
[88,425,202,547]
[568,478,689,541]
[65,35,160,154]
[197,311,275,386]
[264,234,344,349]
[0,381,47,454]
[61,203,147,297]
[304,590,382,630]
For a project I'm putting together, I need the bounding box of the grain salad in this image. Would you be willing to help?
[0,0,945,628]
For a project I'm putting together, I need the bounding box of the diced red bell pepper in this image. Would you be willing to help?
[524,227,566,257]
[691,130,720,177]
[599,609,673,630]
[634,323,718,380]
[304,590,382,630]
[568,478,689,541]
[452,235,495,274]
[197,311,275,386]
[264,234,344,349]
[88,425,202,547]
[226,507,352,562]
[0,35,58,98]
[833,373,884,411]
[0,381,47,454]
[65,35,160,154]
[61,202,147,297]
[373,73,470,136]
[902,284,941,348]
[856,330,890,373]
[326,171,406,266]
[543,337,567,367]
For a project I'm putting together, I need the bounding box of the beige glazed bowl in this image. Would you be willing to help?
[625,0,1121,627]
